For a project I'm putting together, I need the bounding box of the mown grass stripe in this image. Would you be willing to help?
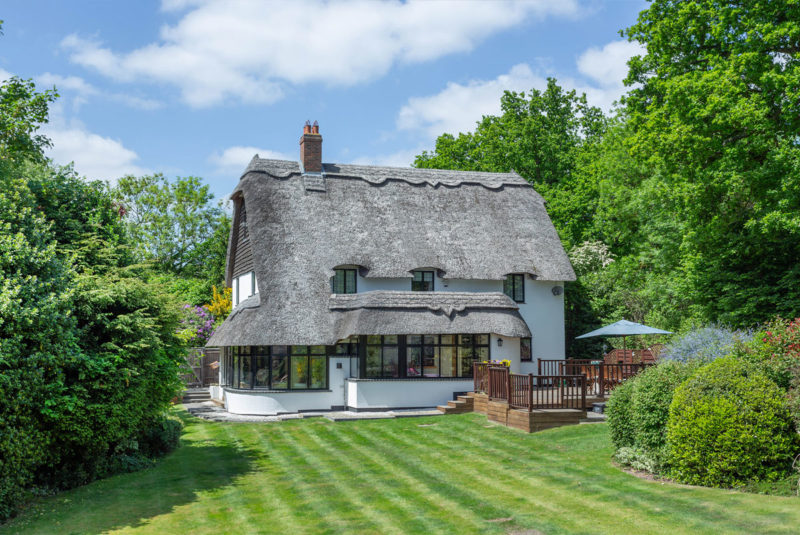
[263,421,400,534]
[322,422,490,534]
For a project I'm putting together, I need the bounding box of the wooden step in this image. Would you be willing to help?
[437,399,473,414]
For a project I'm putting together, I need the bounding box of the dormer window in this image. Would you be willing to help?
[331,268,357,294]
[411,270,434,292]
[504,274,525,303]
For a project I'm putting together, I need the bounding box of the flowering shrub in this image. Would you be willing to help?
[177,304,216,346]
[483,359,511,367]
[207,285,232,320]
[659,325,752,363]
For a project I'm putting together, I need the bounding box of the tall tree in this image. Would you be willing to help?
[114,173,223,274]
[415,78,607,248]
[621,0,800,325]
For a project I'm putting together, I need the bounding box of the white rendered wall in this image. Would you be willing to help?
[224,357,349,415]
[346,379,473,410]
[518,279,566,362]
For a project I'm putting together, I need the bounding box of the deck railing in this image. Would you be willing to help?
[537,359,652,398]
[475,364,586,412]
[473,362,491,394]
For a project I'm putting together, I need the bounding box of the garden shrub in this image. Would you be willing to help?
[667,357,800,488]
[630,360,699,456]
[659,325,752,363]
[605,376,636,449]
[613,447,660,473]
[138,415,184,458]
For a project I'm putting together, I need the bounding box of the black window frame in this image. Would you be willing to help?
[520,337,532,362]
[362,334,489,379]
[331,268,357,294]
[504,274,525,303]
[411,270,435,292]
[226,345,329,390]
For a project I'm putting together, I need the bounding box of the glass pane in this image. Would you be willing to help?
[459,334,473,346]
[254,346,269,355]
[383,346,399,377]
[521,338,532,361]
[232,352,239,387]
[272,345,288,357]
[349,356,360,378]
[423,335,436,345]
[291,356,309,389]
[413,271,422,282]
[334,343,348,356]
[366,346,381,377]
[310,357,326,388]
[411,280,423,291]
[239,346,250,355]
[459,347,475,377]
[477,347,489,361]
[272,356,288,389]
[291,345,307,355]
[332,270,345,293]
[407,347,422,377]
[254,355,270,387]
[346,270,357,294]
[440,334,454,345]
[310,345,326,355]
[476,334,489,345]
[503,276,512,298]
[240,272,253,299]
[440,346,455,377]
[423,346,438,377]
[384,335,398,345]
[240,354,252,388]
[514,276,524,302]
[367,335,382,345]
[407,335,422,345]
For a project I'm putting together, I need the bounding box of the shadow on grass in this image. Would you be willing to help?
[1,414,261,535]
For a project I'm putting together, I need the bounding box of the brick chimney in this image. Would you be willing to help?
[300,120,322,173]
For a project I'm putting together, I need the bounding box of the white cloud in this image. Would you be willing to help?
[398,64,545,138]
[36,72,162,110]
[209,145,292,174]
[349,147,421,168]
[577,40,645,87]
[397,39,644,139]
[61,0,579,107]
[43,115,150,183]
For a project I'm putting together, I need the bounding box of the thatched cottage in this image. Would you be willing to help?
[207,122,575,415]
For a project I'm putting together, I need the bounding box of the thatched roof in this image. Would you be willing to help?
[207,158,573,347]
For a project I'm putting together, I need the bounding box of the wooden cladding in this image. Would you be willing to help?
[232,204,254,278]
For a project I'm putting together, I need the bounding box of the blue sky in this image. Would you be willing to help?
[1,0,647,199]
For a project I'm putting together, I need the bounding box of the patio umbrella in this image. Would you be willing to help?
[575,319,672,355]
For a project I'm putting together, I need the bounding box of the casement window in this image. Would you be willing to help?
[503,274,525,303]
[362,334,489,379]
[331,268,357,294]
[411,270,434,291]
[366,335,400,378]
[520,337,532,362]
[228,345,327,390]
[232,271,258,307]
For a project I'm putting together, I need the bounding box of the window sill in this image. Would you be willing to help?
[223,387,332,393]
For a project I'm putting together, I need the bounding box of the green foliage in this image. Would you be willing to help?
[114,173,225,275]
[0,158,78,520]
[605,376,636,449]
[0,75,58,162]
[137,415,183,459]
[667,357,799,488]
[630,360,698,457]
[620,0,800,326]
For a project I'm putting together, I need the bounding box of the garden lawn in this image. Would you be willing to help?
[3,410,799,535]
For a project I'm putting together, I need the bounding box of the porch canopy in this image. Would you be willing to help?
[575,319,671,353]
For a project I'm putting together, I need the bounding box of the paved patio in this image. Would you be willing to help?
[183,400,443,423]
